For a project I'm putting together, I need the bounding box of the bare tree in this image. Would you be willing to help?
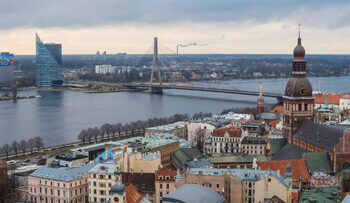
[2,144,10,158]
[193,128,206,153]
[33,137,44,152]
[11,141,19,157]
[19,140,27,154]
[78,129,87,144]
[115,123,123,136]
[101,123,113,140]
[27,138,35,153]
[92,127,100,143]
[129,122,138,135]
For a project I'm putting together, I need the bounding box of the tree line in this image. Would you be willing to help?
[77,112,213,144]
[0,137,44,158]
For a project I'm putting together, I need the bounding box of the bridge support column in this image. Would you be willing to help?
[149,86,163,94]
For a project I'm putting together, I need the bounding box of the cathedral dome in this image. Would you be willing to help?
[285,77,312,97]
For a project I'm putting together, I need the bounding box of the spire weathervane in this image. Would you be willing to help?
[298,23,302,38]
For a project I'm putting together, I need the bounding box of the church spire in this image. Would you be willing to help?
[257,84,264,114]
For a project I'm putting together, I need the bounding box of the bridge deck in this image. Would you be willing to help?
[125,84,282,98]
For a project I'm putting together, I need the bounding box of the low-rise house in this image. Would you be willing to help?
[118,149,161,173]
[340,95,350,110]
[241,137,267,155]
[28,163,95,203]
[209,154,270,169]
[257,159,310,189]
[55,154,88,167]
[122,172,155,202]
[145,123,187,140]
[170,148,209,170]
[310,171,342,189]
[174,168,292,203]
[212,126,242,154]
[88,160,121,203]
[241,122,265,136]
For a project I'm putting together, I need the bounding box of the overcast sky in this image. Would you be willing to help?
[1,0,350,54]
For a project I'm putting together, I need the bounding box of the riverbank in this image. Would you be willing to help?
[0,95,42,101]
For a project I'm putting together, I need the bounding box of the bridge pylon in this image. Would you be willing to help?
[149,37,162,94]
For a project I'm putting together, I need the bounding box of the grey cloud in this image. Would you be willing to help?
[1,0,350,30]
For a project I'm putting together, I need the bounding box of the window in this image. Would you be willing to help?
[160,184,162,189]
[160,192,163,197]
[268,178,271,182]
[108,175,112,179]
[100,175,104,179]
[166,184,169,189]
[217,184,219,188]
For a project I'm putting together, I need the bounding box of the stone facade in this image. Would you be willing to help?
[117,150,161,173]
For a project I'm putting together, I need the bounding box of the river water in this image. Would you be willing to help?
[0,76,349,147]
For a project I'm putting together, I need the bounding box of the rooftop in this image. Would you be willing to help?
[271,143,307,161]
[304,152,333,174]
[213,126,242,138]
[181,168,291,188]
[314,93,348,105]
[270,106,284,114]
[89,160,119,175]
[146,123,186,131]
[162,184,225,203]
[257,159,310,182]
[300,187,340,203]
[241,136,266,145]
[209,154,270,164]
[294,120,344,152]
[30,163,95,182]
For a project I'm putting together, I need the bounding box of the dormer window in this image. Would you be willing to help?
[159,176,163,180]
[166,176,170,180]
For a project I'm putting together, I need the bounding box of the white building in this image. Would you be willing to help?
[340,95,350,110]
[186,122,215,146]
[95,65,117,74]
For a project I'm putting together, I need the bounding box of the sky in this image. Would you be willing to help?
[1,0,350,55]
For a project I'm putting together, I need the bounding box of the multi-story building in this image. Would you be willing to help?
[241,137,267,155]
[95,65,116,74]
[0,52,15,86]
[117,149,161,173]
[155,166,177,203]
[185,122,215,147]
[340,95,350,110]
[175,168,292,203]
[282,31,314,144]
[55,154,88,168]
[36,33,63,87]
[145,124,187,140]
[28,164,95,203]
[212,126,242,154]
[88,160,121,203]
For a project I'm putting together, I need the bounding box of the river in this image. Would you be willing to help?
[0,76,349,147]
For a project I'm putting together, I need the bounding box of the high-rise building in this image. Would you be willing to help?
[0,52,15,86]
[36,33,63,87]
[282,30,314,143]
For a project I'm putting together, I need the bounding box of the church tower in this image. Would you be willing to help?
[257,84,264,114]
[282,27,314,144]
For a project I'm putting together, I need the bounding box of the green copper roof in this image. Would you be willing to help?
[299,187,340,203]
[208,155,270,164]
[171,148,203,170]
[304,152,333,174]
[325,95,329,108]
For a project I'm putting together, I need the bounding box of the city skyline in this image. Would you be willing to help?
[1,0,350,55]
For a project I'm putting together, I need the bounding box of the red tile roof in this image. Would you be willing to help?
[155,166,177,182]
[314,93,349,105]
[270,106,284,114]
[126,183,144,203]
[257,159,310,183]
[292,192,300,202]
[213,126,242,138]
[270,119,281,129]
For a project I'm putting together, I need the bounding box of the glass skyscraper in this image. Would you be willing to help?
[36,33,63,87]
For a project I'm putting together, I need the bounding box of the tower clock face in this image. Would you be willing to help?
[286,88,291,96]
[300,88,306,96]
